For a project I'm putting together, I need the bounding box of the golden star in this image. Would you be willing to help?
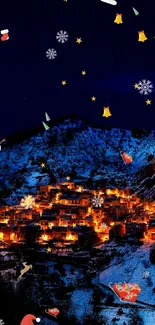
[146,99,151,105]
[66,176,70,180]
[41,163,45,168]
[91,96,96,101]
[82,71,86,75]
[134,83,139,89]
[64,0,67,2]
[76,38,82,44]
[61,80,67,86]
[47,247,51,252]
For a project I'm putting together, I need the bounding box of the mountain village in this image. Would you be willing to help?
[0,178,155,251]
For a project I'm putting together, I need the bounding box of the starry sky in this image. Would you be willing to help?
[0,0,155,139]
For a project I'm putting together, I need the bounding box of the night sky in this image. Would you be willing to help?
[0,0,155,139]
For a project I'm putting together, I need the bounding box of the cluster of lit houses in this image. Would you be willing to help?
[1,179,155,248]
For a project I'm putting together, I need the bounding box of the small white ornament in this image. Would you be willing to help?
[92,195,104,208]
[142,271,150,279]
[56,30,69,43]
[46,48,57,60]
[137,79,153,95]
[36,318,41,323]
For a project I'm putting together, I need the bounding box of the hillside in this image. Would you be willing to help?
[99,242,155,324]
[0,119,155,204]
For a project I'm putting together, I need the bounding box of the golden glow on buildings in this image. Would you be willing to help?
[49,222,54,228]
[0,232,4,240]
[88,207,92,214]
[10,233,15,241]
[66,233,76,241]
[42,234,48,241]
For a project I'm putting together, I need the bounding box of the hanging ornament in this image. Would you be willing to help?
[1,29,9,41]
[101,0,117,5]
[102,107,112,118]
[138,30,147,42]
[120,151,133,164]
[20,314,40,325]
[42,121,50,130]
[132,7,139,16]
[114,14,123,24]
[45,112,50,122]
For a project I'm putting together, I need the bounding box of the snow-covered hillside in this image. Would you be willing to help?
[0,119,155,203]
[99,242,155,324]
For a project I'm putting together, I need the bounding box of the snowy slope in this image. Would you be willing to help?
[0,119,155,202]
[99,242,155,305]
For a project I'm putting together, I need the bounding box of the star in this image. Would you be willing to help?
[146,99,151,105]
[64,0,67,2]
[134,83,139,89]
[47,247,51,252]
[41,163,45,168]
[61,80,67,86]
[76,38,82,44]
[66,176,70,180]
[91,97,96,101]
[82,71,86,75]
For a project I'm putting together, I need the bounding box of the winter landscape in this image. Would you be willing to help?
[1,119,155,325]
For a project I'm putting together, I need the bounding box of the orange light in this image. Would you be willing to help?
[0,232,4,240]
[49,222,54,228]
[66,234,75,241]
[10,233,15,240]
[42,234,48,241]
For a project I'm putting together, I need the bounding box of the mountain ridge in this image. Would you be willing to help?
[0,119,155,204]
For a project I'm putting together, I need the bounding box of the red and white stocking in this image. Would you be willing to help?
[1,29,9,41]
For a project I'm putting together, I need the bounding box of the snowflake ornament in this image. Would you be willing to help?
[100,222,108,230]
[92,195,104,208]
[137,79,153,95]
[56,30,69,43]
[142,271,150,279]
[46,48,57,59]
[20,195,35,209]
[0,320,5,325]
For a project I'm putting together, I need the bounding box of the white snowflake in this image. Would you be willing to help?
[20,195,35,209]
[56,30,69,43]
[137,79,153,95]
[46,48,57,60]
[100,222,108,230]
[92,195,104,208]
[0,320,5,325]
[142,271,150,279]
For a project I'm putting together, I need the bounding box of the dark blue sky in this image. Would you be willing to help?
[0,0,155,138]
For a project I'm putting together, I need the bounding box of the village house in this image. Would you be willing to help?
[59,193,81,205]
[57,181,75,190]
[148,218,155,239]
[38,185,52,195]
[109,224,126,240]
[2,180,155,247]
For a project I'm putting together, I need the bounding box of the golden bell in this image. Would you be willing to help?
[114,13,123,24]
[138,30,147,42]
[102,107,112,118]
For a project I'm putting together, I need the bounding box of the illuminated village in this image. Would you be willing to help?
[1,178,155,251]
